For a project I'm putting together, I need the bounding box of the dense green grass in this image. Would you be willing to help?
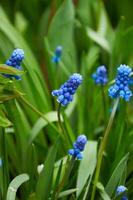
[0,0,133,199]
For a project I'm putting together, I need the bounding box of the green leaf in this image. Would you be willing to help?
[97,182,111,200]
[77,141,97,197]
[29,111,60,144]
[0,64,24,75]
[58,188,78,198]
[105,153,129,197]
[0,109,11,127]
[77,0,94,26]
[36,137,60,200]
[0,74,11,84]
[86,27,111,53]
[5,100,31,160]
[29,100,77,144]
[6,173,29,200]
[47,0,76,72]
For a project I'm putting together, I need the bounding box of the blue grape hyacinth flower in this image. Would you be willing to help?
[52,73,83,106]
[92,65,108,85]
[108,64,132,101]
[116,186,128,200]
[4,48,24,80]
[68,135,87,160]
[52,46,62,64]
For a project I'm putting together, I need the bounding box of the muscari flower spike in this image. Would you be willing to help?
[116,186,128,200]
[52,73,83,106]
[92,65,108,85]
[52,46,62,63]
[108,64,132,101]
[68,135,87,160]
[4,48,24,80]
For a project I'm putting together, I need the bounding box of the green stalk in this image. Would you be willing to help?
[55,63,59,89]
[55,157,75,199]
[57,104,65,139]
[57,104,71,147]
[101,86,107,123]
[1,128,8,200]
[91,98,119,200]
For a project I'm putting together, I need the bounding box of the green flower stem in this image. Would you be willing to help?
[1,128,8,200]
[57,104,65,139]
[55,63,59,88]
[57,104,71,146]
[91,98,119,200]
[101,86,107,123]
[15,91,60,136]
[55,157,75,199]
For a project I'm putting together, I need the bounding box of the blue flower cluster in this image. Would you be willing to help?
[92,65,108,85]
[68,135,87,160]
[52,73,83,106]
[52,46,62,63]
[116,186,128,200]
[108,64,132,101]
[4,48,24,80]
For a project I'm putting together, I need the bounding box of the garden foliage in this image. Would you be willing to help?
[0,0,133,199]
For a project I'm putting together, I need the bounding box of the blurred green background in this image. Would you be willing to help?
[0,0,133,199]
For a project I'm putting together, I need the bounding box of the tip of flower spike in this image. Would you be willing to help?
[12,48,24,61]
[74,135,87,151]
[55,46,62,56]
[68,134,87,160]
[97,65,107,74]
[3,48,25,80]
[52,46,62,63]
[70,73,83,81]
[117,64,132,75]
[116,185,128,195]
[76,135,87,144]
[92,65,108,85]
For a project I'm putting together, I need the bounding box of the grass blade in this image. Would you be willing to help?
[6,173,29,200]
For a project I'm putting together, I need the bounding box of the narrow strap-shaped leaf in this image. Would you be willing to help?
[6,173,29,200]
[36,137,60,200]
[29,111,60,144]
[0,64,24,75]
[86,27,111,53]
[58,188,78,198]
[0,109,11,127]
[97,182,111,200]
[105,153,129,196]
[77,141,97,197]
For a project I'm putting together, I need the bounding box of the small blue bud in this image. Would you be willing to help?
[52,46,62,64]
[55,46,62,57]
